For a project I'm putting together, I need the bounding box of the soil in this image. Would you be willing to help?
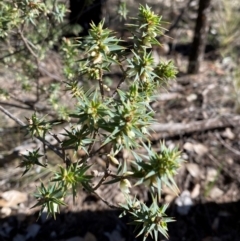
[0,1,240,241]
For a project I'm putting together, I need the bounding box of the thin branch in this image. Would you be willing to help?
[43,142,49,164]
[215,132,240,156]
[0,105,70,163]
[98,68,104,99]
[8,92,35,108]
[89,143,108,157]
[0,101,34,110]
[48,131,69,166]
[39,64,62,81]
[18,29,38,60]
[150,115,240,139]
[0,100,60,118]
[112,63,127,98]
[92,169,111,191]
[165,0,194,35]
[18,28,41,103]
[87,131,97,154]
[0,105,26,126]
[93,191,120,209]
[207,152,240,185]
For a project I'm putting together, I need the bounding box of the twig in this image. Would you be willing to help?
[18,30,38,60]
[215,132,240,156]
[92,169,111,191]
[18,28,41,103]
[98,68,104,99]
[43,142,48,165]
[0,101,35,110]
[89,143,108,157]
[0,101,54,114]
[150,115,240,139]
[48,131,72,167]
[0,105,70,163]
[93,191,120,209]
[87,131,97,154]
[165,0,194,35]
[0,105,26,126]
[112,64,127,98]
[7,92,36,108]
[207,152,240,185]
[39,64,62,81]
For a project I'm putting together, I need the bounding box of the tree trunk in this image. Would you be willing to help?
[188,0,211,74]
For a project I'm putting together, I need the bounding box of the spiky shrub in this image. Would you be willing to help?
[0,2,181,240]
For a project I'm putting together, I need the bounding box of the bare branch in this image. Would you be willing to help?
[0,105,70,163]
[93,191,120,209]
[0,105,26,126]
[216,132,240,156]
[18,29,38,60]
[150,115,240,139]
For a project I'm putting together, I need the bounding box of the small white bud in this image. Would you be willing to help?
[127,130,135,138]
[90,51,97,57]
[132,200,140,209]
[107,154,119,165]
[141,127,147,134]
[116,136,122,144]
[123,171,134,176]
[120,179,131,193]
[93,53,103,64]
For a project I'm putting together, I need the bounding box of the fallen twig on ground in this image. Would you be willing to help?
[150,115,240,139]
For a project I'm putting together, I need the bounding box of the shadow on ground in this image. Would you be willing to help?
[1,201,240,241]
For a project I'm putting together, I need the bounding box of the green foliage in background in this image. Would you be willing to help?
[0,1,181,240]
[214,0,240,113]
[0,0,68,118]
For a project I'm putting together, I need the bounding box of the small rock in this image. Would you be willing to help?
[191,183,200,199]
[222,128,235,140]
[0,207,11,218]
[226,158,233,165]
[175,190,193,215]
[192,143,208,156]
[186,93,197,102]
[0,190,28,207]
[183,142,195,152]
[186,163,200,178]
[209,187,224,199]
[206,167,218,182]
[181,152,189,160]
